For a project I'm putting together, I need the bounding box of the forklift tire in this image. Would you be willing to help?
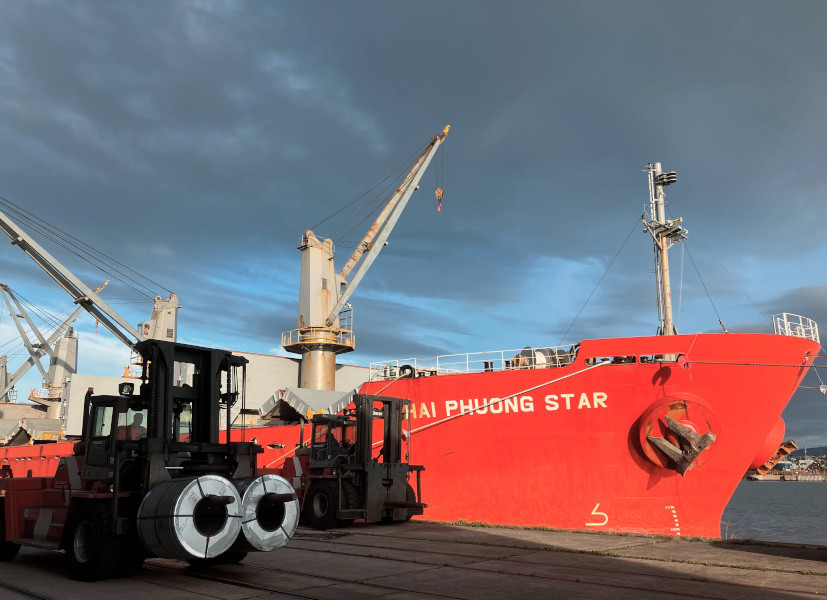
[405,483,416,522]
[305,480,339,530]
[381,484,418,524]
[0,500,21,561]
[116,536,146,576]
[337,481,360,526]
[64,503,120,581]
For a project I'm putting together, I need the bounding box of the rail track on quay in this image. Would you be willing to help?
[1,523,824,600]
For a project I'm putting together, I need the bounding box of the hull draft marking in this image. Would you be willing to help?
[666,505,681,535]
[585,503,609,527]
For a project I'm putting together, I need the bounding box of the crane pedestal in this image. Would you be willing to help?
[282,327,354,391]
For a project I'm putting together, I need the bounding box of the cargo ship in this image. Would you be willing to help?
[246,161,821,537]
[0,136,819,538]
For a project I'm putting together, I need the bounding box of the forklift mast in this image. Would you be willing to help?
[135,339,247,444]
[352,394,405,465]
[79,339,255,488]
[312,394,408,469]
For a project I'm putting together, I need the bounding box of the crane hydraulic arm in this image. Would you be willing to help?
[325,125,450,326]
[0,207,144,349]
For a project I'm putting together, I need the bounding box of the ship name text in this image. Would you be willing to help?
[405,392,608,419]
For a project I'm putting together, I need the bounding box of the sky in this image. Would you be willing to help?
[1,0,826,446]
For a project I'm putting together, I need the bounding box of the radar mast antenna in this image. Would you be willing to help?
[643,162,686,336]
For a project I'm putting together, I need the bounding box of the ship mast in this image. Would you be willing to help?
[643,162,686,336]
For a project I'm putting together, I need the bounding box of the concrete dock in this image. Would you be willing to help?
[0,521,824,599]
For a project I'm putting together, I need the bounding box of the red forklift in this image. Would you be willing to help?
[0,340,298,580]
[279,394,425,529]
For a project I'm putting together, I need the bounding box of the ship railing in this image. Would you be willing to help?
[369,345,578,380]
[772,313,820,344]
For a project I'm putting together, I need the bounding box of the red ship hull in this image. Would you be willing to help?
[1,332,815,538]
[250,332,816,537]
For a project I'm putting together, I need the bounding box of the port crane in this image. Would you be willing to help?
[282,125,450,390]
[0,204,180,350]
[0,283,99,411]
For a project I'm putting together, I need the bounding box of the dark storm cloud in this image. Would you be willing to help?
[2,0,827,447]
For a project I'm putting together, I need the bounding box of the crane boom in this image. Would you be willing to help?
[0,206,145,348]
[325,125,449,326]
[1,285,51,381]
[0,301,83,401]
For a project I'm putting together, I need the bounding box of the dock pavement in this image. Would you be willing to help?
[0,521,824,599]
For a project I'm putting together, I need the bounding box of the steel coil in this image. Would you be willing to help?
[137,474,242,559]
[233,474,299,551]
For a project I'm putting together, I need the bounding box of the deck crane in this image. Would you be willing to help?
[282,125,450,390]
[0,205,180,350]
[0,283,104,411]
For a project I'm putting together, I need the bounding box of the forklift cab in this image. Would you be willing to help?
[78,340,257,490]
[309,415,356,467]
[81,384,146,481]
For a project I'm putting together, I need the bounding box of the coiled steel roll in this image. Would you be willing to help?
[137,474,242,559]
[233,474,300,551]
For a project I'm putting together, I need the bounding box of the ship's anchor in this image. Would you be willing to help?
[647,416,717,476]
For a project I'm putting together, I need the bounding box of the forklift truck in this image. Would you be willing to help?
[0,340,298,580]
[282,394,425,529]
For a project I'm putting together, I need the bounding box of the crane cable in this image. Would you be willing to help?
[0,194,172,299]
[330,163,426,242]
[435,140,445,212]
[558,217,640,346]
[0,198,156,300]
[332,165,417,243]
[307,141,429,234]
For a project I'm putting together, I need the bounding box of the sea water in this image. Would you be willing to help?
[720,480,827,545]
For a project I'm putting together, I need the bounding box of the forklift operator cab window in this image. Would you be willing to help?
[117,408,148,440]
[91,405,114,438]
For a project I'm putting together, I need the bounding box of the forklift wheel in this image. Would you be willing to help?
[116,535,146,576]
[64,503,120,581]
[0,500,21,561]
[405,483,416,522]
[337,481,359,527]
[381,484,417,524]
[305,480,339,530]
